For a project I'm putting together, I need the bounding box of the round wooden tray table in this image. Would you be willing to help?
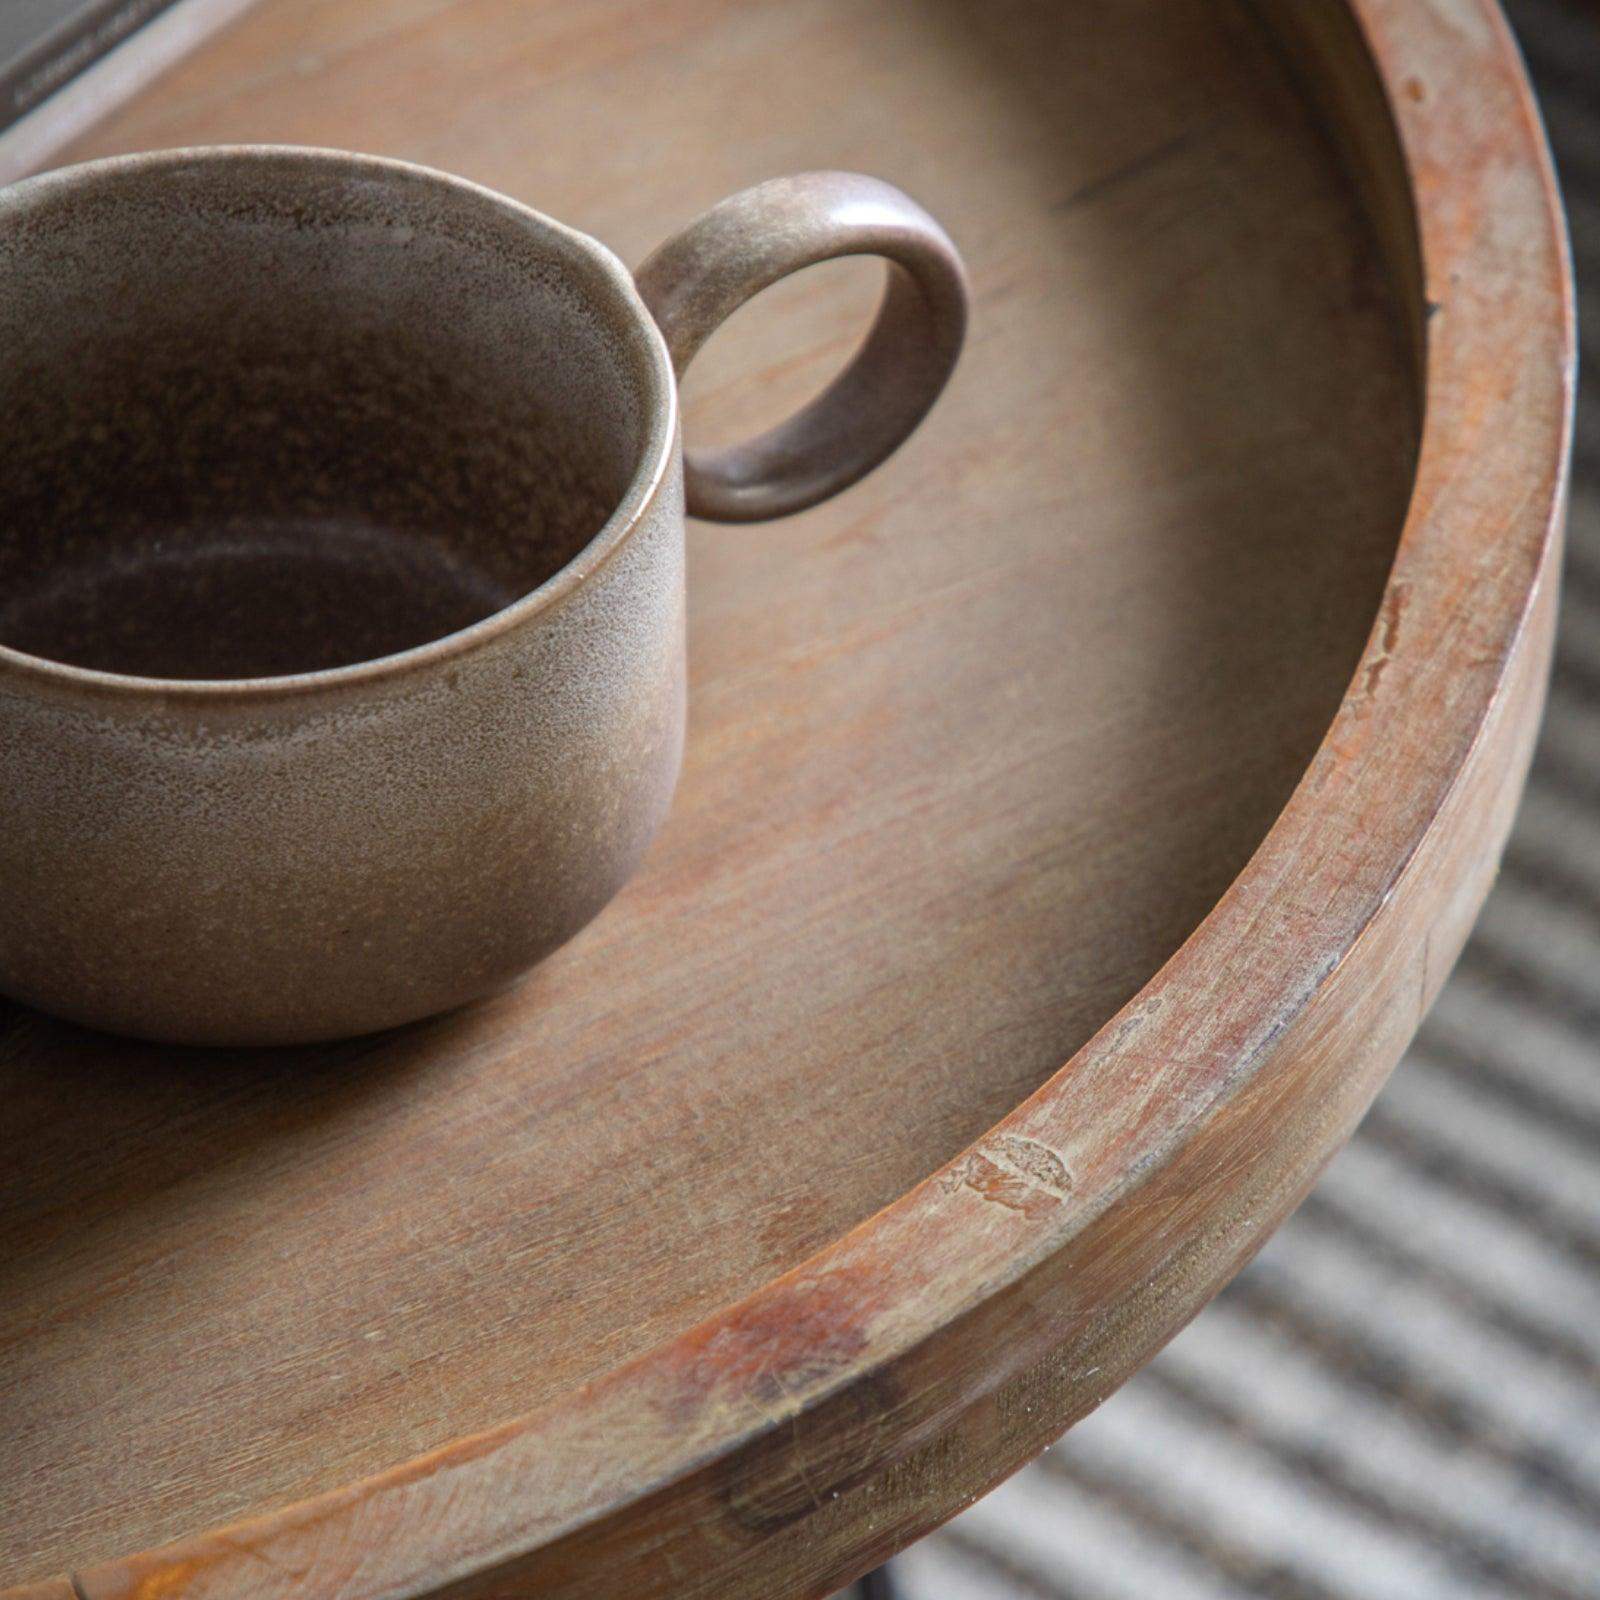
[0,1,1571,1596]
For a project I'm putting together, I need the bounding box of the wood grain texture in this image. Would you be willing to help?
[0,0,1571,1596]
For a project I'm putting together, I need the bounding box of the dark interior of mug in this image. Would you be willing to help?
[0,151,658,680]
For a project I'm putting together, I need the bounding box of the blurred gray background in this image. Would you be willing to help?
[892,2,1600,1596]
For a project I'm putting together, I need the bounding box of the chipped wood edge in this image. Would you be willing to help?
[10,1,1574,1595]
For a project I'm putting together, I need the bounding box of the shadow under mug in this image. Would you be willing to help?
[0,147,966,1045]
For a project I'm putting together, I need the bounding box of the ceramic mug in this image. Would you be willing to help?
[0,147,966,1045]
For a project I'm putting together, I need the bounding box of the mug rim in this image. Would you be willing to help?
[0,143,679,703]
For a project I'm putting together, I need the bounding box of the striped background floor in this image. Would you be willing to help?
[884,4,1600,1596]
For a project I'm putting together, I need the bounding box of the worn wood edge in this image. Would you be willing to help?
[10,1,1573,1595]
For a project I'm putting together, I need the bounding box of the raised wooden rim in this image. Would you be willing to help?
[22,2,1573,1596]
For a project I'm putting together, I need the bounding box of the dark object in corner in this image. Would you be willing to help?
[0,0,255,183]
[0,1,181,129]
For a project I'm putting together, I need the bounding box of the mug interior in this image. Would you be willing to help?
[0,149,660,681]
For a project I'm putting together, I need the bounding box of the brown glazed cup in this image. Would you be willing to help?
[0,147,966,1045]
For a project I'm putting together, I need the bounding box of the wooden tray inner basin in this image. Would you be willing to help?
[1,0,1417,1580]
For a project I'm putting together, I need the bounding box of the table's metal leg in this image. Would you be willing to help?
[845,1563,898,1600]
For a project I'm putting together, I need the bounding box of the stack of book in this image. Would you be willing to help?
[0,0,257,183]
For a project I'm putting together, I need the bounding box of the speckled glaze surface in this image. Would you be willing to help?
[0,148,965,1044]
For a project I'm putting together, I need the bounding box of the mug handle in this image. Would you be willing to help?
[634,172,968,523]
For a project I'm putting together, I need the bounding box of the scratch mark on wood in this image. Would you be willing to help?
[1361,579,1411,701]
[1052,123,1210,212]
[942,1134,1074,1218]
